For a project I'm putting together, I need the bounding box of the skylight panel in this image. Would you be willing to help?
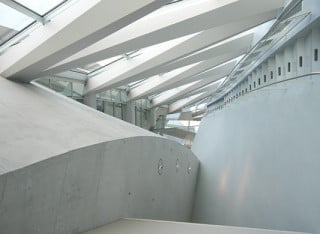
[0,3,33,30]
[0,2,34,45]
[14,0,67,16]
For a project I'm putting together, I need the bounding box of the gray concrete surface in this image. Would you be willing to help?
[0,78,199,234]
[84,219,309,234]
[192,75,320,233]
[0,77,155,174]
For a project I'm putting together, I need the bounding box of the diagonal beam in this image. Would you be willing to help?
[150,59,238,106]
[127,34,251,100]
[168,57,239,89]
[0,0,169,82]
[169,89,217,113]
[83,35,197,94]
[169,93,206,113]
[152,77,224,107]
[186,80,224,98]
[163,33,252,73]
[43,0,238,75]
[44,0,285,76]
[131,12,276,79]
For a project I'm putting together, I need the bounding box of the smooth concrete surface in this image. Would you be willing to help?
[0,77,154,174]
[84,219,309,234]
[192,76,320,233]
[0,78,199,234]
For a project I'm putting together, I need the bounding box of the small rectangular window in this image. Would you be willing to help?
[278,67,281,76]
[288,62,291,72]
[315,49,318,61]
[299,56,303,67]
[249,85,252,91]
[270,71,273,79]
[258,78,260,85]
[242,90,244,95]
[264,75,266,82]
[245,88,247,93]
[254,81,256,88]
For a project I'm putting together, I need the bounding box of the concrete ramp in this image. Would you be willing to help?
[84,219,309,234]
[0,78,199,234]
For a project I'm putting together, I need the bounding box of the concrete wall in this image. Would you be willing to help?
[191,76,320,233]
[0,78,199,234]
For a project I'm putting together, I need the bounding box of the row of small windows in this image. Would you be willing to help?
[253,50,318,81]
[221,48,319,110]
[299,56,303,67]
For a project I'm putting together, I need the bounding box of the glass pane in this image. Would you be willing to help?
[0,3,34,45]
[72,83,84,96]
[111,89,120,102]
[104,102,114,116]
[97,100,104,112]
[78,55,124,74]
[120,90,127,103]
[135,108,142,127]
[14,0,67,15]
[141,109,149,129]
[114,103,122,119]
[96,55,123,67]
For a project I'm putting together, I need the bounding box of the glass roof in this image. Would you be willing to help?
[14,0,67,16]
[0,2,34,45]
[0,0,71,51]
[77,50,142,76]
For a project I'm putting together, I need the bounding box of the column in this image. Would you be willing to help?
[83,93,97,109]
[124,100,136,124]
[147,107,157,131]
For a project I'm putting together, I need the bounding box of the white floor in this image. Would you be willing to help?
[84,219,309,234]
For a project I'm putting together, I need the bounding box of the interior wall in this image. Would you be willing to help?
[191,76,320,233]
[0,78,199,234]
[0,136,199,234]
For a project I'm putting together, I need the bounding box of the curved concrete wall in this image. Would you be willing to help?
[192,76,320,233]
[0,78,155,174]
[0,78,199,234]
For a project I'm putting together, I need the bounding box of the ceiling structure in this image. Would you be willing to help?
[0,0,301,114]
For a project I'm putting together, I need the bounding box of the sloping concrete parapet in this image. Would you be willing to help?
[0,78,199,234]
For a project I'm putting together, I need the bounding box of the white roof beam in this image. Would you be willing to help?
[168,58,238,89]
[83,35,196,94]
[127,34,251,100]
[169,93,206,113]
[128,51,242,100]
[169,89,216,113]
[163,33,252,73]
[0,0,169,82]
[152,82,198,106]
[44,0,285,76]
[150,58,238,106]
[125,12,279,100]
[44,10,278,79]
[152,77,224,107]
[186,81,223,98]
[44,0,238,74]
